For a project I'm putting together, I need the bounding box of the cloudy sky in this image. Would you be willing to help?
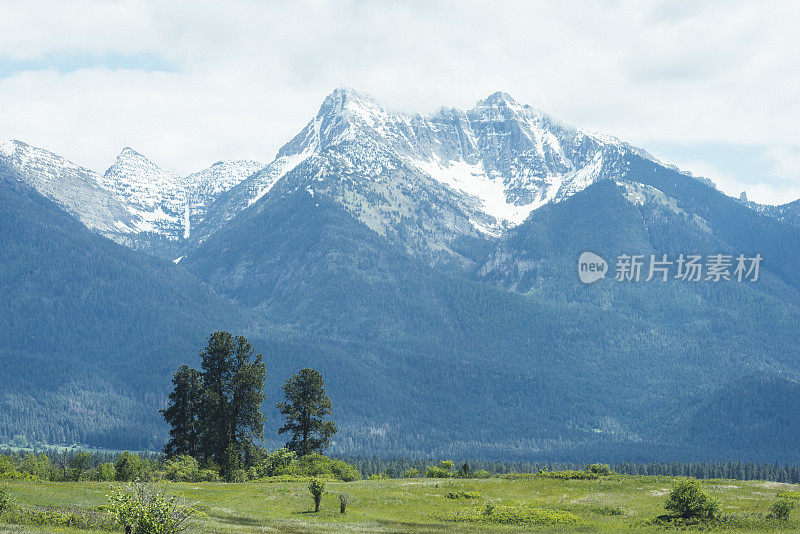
[1,0,799,204]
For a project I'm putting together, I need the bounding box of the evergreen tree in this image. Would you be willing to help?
[161,365,202,458]
[228,336,267,449]
[198,332,236,464]
[163,332,267,469]
[277,368,337,456]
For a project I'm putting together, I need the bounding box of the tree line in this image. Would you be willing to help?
[346,457,800,485]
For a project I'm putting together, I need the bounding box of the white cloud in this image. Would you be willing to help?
[766,146,800,181]
[0,0,798,203]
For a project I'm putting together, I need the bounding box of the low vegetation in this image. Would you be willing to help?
[1,467,799,532]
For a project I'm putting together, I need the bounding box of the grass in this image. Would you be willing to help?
[2,474,800,532]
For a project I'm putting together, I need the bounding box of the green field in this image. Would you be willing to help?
[3,474,800,533]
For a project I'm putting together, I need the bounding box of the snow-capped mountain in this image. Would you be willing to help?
[100,147,191,238]
[185,159,263,231]
[0,139,140,234]
[1,140,263,246]
[10,88,789,263]
[198,88,637,261]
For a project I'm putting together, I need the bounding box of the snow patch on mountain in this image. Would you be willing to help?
[247,151,310,207]
[413,155,540,228]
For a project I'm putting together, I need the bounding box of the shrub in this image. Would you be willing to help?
[279,453,360,481]
[473,470,492,479]
[425,466,451,478]
[576,503,624,516]
[308,479,325,513]
[403,468,420,478]
[19,453,52,480]
[197,469,220,482]
[443,505,581,526]
[0,486,8,513]
[164,455,199,482]
[97,463,117,482]
[664,478,719,520]
[108,482,198,534]
[114,452,151,482]
[586,463,614,475]
[457,462,471,477]
[338,493,350,514]
[0,456,19,479]
[439,460,454,471]
[771,497,795,521]
[261,448,296,477]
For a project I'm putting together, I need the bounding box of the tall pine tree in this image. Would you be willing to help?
[277,368,337,456]
[160,365,202,458]
[162,332,266,470]
[198,331,236,464]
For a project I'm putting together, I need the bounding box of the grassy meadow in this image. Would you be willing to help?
[2,473,800,533]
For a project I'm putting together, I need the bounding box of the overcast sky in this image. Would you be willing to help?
[1,0,799,204]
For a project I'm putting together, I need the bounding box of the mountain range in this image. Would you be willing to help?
[2,88,799,462]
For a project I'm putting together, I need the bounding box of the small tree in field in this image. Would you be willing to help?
[665,478,719,520]
[277,369,337,456]
[339,493,350,514]
[308,479,325,512]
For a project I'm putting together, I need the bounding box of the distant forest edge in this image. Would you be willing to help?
[3,448,800,486]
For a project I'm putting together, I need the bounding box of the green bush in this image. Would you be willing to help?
[403,468,420,478]
[444,505,581,526]
[260,448,296,477]
[19,454,52,480]
[0,456,19,479]
[285,454,360,482]
[108,482,198,534]
[439,460,454,471]
[114,452,152,482]
[473,470,491,479]
[164,455,199,482]
[770,497,795,521]
[197,469,220,482]
[574,503,624,516]
[457,462,471,477]
[586,463,614,475]
[308,479,325,513]
[0,486,8,513]
[664,478,719,520]
[777,490,800,501]
[425,466,451,478]
[96,463,117,482]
